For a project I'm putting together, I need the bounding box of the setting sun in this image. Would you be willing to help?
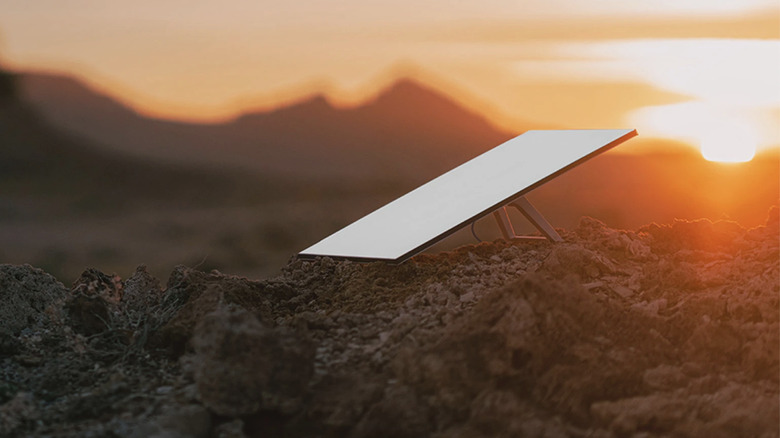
[630,101,768,162]
[700,120,757,162]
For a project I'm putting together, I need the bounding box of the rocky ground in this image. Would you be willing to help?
[1,209,778,438]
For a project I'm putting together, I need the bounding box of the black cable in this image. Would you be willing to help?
[470,221,481,242]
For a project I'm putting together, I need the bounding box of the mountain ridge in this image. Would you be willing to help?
[2,66,777,281]
[18,70,515,182]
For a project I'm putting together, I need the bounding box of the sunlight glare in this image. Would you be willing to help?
[630,102,760,162]
[523,39,780,108]
[521,39,780,159]
[700,121,757,162]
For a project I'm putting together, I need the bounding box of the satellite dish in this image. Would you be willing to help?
[300,129,638,262]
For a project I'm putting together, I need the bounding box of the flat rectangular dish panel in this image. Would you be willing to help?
[299,129,637,262]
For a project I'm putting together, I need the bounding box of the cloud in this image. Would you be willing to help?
[408,12,779,42]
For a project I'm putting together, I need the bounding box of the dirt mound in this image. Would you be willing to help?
[0,211,777,437]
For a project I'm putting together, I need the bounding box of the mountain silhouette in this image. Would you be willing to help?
[365,78,498,136]
[18,73,218,168]
[19,72,513,183]
[3,67,778,282]
[13,69,778,228]
[234,94,336,125]
[0,69,15,102]
[0,72,266,211]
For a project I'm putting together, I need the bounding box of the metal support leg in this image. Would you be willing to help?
[510,197,563,242]
[491,196,563,242]
[492,207,515,240]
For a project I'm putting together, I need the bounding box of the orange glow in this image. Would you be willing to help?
[1,3,778,157]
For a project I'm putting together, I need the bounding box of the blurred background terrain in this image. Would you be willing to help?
[1,2,777,282]
[1,65,777,282]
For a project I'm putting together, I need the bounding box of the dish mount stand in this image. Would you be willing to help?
[492,196,563,242]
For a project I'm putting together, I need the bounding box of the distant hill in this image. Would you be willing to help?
[12,69,779,228]
[0,80,268,212]
[16,73,222,168]
[3,67,778,282]
[0,69,15,102]
[18,72,514,184]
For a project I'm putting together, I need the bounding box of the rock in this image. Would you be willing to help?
[0,264,67,335]
[590,382,778,438]
[590,393,689,436]
[741,323,779,381]
[154,404,212,438]
[151,266,273,357]
[459,291,475,303]
[683,321,743,365]
[0,392,39,436]
[350,384,432,438]
[66,268,123,335]
[0,330,22,355]
[65,293,112,335]
[304,373,384,433]
[642,365,687,391]
[190,306,315,417]
[640,219,744,255]
[542,244,615,279]
[468,389,523,432]
[626,237,652,260]
[575,216,615,242]
[123,265,163,312]
[214,419,247,438]
[71,268,123,304]
[130,404,212,438]
[609,283,635,299]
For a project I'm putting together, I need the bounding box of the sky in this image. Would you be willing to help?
[1,0,779,161]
